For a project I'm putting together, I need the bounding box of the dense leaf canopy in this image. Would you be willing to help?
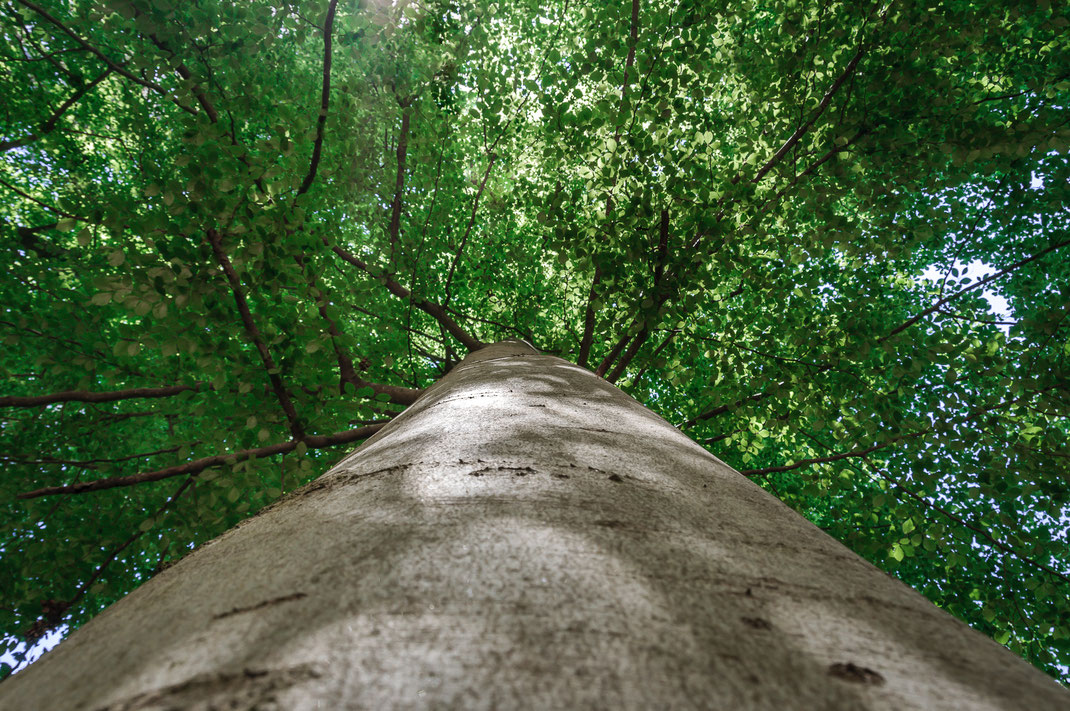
[1,0,1068,682]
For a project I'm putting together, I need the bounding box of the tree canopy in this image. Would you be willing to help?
[1,0,1068,683]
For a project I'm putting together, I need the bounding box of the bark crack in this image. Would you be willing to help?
[212,592,308,620]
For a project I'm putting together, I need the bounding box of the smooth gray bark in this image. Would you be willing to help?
[2,340,1067,709]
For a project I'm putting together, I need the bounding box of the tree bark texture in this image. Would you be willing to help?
[2,341,1066,709]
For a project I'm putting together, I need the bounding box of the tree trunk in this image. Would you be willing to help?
[2,341,1066,709]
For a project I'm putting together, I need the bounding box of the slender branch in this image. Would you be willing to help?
[682,389,777,428]
[935,309,1016,327]
[606,326,649,383]
[296,256,421,404]
[205,229,304,439]
[0,68,112,151]
[28,476,197,641]
[739,436,919,477]
[632,327,679,385]
[604,0,641,217]
[750,45,866,184]
[445,306,533,343]
[0,384,198,408]
[2,443,190,469]
[14,0,198,115]
[328,240,483,352]
[140,30,220,123]
[387,103,412,261]
[17,424,386,499]
[703,428,743,446]
[743,385,1055,477]
[605,208,673,383]
[860,454,1070,586]
[442,151,497,307]
[752,129,869,220]
[594,330,634,378]
[580,0,642,367]
[881,237,1070,342]
[0,177,86,220]
[791,427,1070,586]
[296,0,339,197]
[576,264,602,368]
[653,208,669,286]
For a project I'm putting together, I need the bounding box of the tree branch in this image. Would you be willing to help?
[739,436,919,477]
[681,389,777,428]
[750,44,866,184]
[604,0,641,217]
[881,237,1070,342]
[604,209,673,383]
[2,443,191,469]
[632,327,679,385]
[594,330,634,377]
[0,68,112,151]
[140,29,220,123]
[296,256,421,404]
[327,241,483,352]
[579,0,642,368]
[17,423,386,499]
[576,264,602,368]
[0,384,198,408]
[606,326,649,383]
[205,229,304,439]
[387,102,412,262]
[788,427,1070,586]
[23,475,196,643]
[14,0,198,116]
[442,151,497,307]
[296,0,339,197]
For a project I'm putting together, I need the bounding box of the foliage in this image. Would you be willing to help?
[1,0,1068,682]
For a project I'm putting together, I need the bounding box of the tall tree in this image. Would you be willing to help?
[1,0,1068,685]
[1,340,1067,709]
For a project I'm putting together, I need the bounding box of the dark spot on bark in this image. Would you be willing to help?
[828,662,885,685]
[741,616,771,630]
[594,519,627,528]
[608,473,624,482]
[528,403,547,407]
[745,587,753,596]
[468,468,488,477]
[551,472,570,479]
[213,592,307,620]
